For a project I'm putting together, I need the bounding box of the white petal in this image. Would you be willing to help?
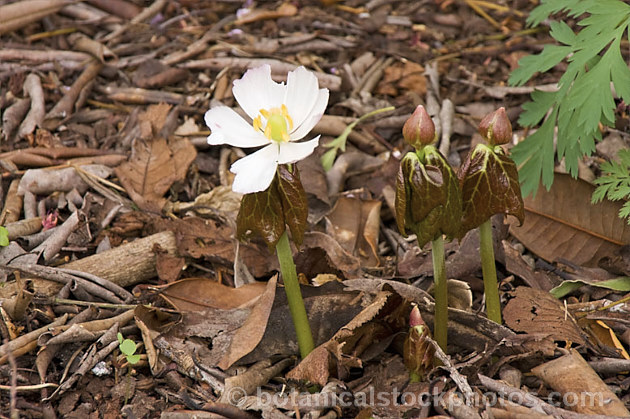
[230,143,280,194]
[284,66,320,129]
[233,65,286,121]
[277,137,320,164]
[289,88,329,141]
[205,106,269,148]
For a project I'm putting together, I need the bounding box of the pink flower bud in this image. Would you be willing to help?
[409,305,425,328]
[403,105,436,148]
[478,107,512,146]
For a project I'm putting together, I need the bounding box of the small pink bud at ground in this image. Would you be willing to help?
[478,107,512,146]
[403,105,436,148]
[409,305,425,328]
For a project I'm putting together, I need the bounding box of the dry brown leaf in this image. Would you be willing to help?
[376,61,427,97]
[218,276,277,369]
[152,216,274,278]
[115,105,197,213]
[510,173,630,267]
[287,290,409,385]
[157,278,267,312]
[577,318,630,359]
[503,286,587,346]
[301,231,361,276]
[326,196,381,268]
[503,241,554,291]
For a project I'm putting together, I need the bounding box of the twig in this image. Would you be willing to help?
[0,383,59,391]
[477,374,624,419]
[428,335,475,404]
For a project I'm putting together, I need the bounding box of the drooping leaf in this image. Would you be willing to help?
[237,182,285,248]
[236,165,309,248]
[277,165,308,246]
[459,144,525,235]
[395,147,461,247]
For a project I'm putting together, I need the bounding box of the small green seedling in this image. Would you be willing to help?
[321,106,394,171]
[117,332,141,365]
[0,227,9,247]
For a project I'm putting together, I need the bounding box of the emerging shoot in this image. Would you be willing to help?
[395,105,462,351]
[458,108,524,324]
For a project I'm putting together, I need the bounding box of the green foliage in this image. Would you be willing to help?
[321,106,394,171]
[592,150,630,223]
[117,332,141,365]
[0,227,9,247]
[508,0,630,197]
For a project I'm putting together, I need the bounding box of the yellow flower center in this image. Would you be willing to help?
[253,104,294,142]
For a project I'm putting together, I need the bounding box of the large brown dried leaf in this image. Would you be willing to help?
[510,173,630,267]
[218,276,277,369]
[115,105,196,213]
[157,278,268,311]
[287,290,410,385]
[503,286,587,346]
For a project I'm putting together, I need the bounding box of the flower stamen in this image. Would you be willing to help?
[255,106,293,142]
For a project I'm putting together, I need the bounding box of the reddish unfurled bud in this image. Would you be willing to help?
[478,107,512,146]
[404,305,435,382]
[403,105,436,149]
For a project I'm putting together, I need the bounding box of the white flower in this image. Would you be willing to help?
[205,64,329,194]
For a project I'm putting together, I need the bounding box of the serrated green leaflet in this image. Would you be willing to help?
[459,144,524,235]
[395,147,461,248]
[508,0,630,198]
[236,164,308,248]
[593,149,630,223]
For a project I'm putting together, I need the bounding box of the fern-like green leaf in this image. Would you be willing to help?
[509,0,630,198]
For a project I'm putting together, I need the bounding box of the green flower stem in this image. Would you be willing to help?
[276,231,315,359]
[431,235,448,351]
[479,219,502,324]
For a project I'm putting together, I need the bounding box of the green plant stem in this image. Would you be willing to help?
[431,235,447,352]
[276,231,314,359]
[479,219,502,324]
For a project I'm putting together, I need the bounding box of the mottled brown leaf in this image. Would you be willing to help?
[395,147,461,247]
[237,184,285,248]
[277,165,308,246]
[237,164,308,248]
[459,144,524,235]
[115,105,196,213]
